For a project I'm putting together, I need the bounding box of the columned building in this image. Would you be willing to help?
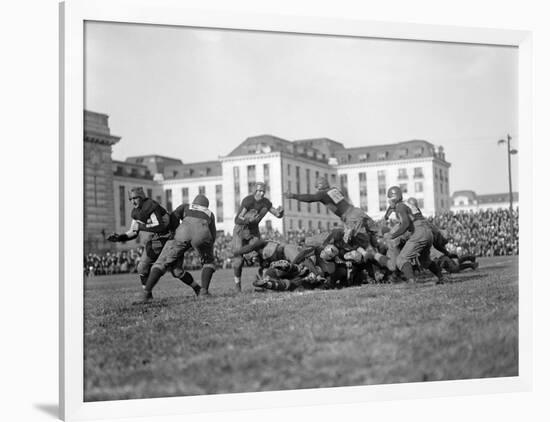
[84,111,120,254]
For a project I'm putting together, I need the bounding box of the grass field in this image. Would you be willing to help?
[83,256,518,402]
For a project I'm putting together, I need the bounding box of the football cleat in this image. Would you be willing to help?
[132,290,153,305]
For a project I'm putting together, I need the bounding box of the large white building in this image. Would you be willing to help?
[84,110,452,252]
[158,135,451,234]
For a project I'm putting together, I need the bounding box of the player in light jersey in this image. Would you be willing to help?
[285,177,376,248]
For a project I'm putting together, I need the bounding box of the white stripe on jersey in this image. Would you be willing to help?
[190,203,212,218]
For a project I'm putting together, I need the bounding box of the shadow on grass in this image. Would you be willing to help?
[33,403,58,419]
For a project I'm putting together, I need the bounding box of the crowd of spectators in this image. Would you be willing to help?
[84,208,519,276]
[429,208,519,257]
[84,248,143,276]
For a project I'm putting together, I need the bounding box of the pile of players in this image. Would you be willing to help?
[232,182,478,293]
[106,177,478,303]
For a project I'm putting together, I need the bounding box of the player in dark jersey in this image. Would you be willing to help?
[107,187,172,289]
[135,194,217,303]
[378,186,447,284]
[232,181,284,292]
[285,177,376,247]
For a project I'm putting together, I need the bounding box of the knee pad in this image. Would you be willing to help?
[170,267,185,279]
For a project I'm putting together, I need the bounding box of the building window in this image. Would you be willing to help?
[265,220,272,231]
[308,220,313,230]
[215,185,223,222]
[315,171,321,214]
[326,173,331,214]
[415,182,423,193]
[318,221,323,230]
[263,164,270,196]
[359,172,368,211]
[399,183,408,194]
[181,187,189,204]
[165,189,173,212]
[119,186,126,226]
[306,169,311,213]
[340,174,348,198]
[377,151,388,160]
[359,153,368,162]
[414,167,424,178]
[296,166,301,212]
[298,219,303,229]
[289,219,293,230]
[414,147,424,157]
[287,180,292,211]
[247,165,256,194]
[378,170,387,211]
[398,168,408,180]
[198,185,205,195]
[287,164,291,176]
[440,183,444,194]
[147,188,153,199]
[233,166,240,213]
[398,148,408,158]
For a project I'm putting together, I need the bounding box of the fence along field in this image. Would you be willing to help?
[83,256,518,401]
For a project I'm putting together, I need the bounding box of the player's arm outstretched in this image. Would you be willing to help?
[284,191,324,203]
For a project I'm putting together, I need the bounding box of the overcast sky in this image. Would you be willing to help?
[84,21,519,195]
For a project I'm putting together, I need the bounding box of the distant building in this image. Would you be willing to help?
[84,110,454,251]
[84,111,120,254]
[451,190,519,212]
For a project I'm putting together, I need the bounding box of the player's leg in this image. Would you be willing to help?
[136,246,156,289]
[232,233,246,292]
[194,235,216,296]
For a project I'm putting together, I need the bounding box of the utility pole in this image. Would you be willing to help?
[498,134,517,246]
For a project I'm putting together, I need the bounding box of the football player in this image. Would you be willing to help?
[285,177,376,247]
[382,186,447,284]
[232,181,284,292]
[107,187,172,289]
[136,194,217,303]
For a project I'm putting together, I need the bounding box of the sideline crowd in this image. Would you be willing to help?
[84,208,519,276]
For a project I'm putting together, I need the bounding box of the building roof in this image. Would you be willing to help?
[227,135,294,157]
[452,190,477,199]
[112,160,154,180]
[163,160,222,180]
[477,192,519,204]
[125,155,183,175]
[451,190,519,203]
[335,140,447,165]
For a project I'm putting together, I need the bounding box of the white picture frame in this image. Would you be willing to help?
[60,0,533,420]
